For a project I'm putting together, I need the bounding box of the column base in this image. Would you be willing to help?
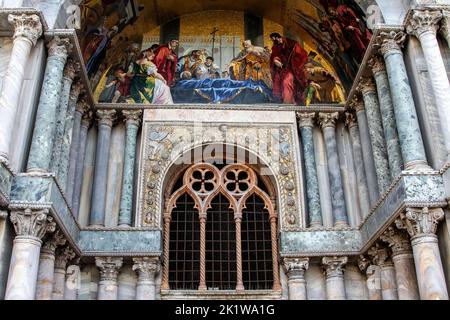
[404,160,432,171]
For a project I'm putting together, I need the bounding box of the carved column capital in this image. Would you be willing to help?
[7,13,43,46]
[407,9,442,38]
[9,208,56,240]
[376,31,407,56]
[357,77,377,96]
[358,255,370,272]
[349,96,365,113]
[283,258,309,278]
[368,55,386,75]
[318,112,339,129]
[122,110,143,127]
[54,246,76,269]
[322,256,348,277]
[380,226,412,255]
[132,257,160,280]
[63,59,80,81]
[296,112,315,128]
[69,81,84,100]
[47,37,73,60]
[441,10,450,39]
[345,111,358,129]
[96,109,117,128]
[368,244,393,267]
[96,257,123,281]
[41,230,66,255]
[396,207,445,238]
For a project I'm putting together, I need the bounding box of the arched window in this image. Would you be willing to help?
[161,163,280,292]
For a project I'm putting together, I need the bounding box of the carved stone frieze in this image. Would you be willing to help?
[9,208,56,240]
[8,13,43,46]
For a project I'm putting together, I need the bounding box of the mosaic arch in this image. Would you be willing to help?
[79,0,379,105]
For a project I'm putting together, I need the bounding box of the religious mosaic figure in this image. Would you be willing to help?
[153,39,180,86]
[179,49,206,80]
[270,33,308,104]
[230,40,273,88]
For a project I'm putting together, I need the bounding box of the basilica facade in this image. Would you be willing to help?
[0,0,450,300]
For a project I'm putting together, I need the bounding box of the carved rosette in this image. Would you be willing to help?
[132,257,160,281]
[96,109,117,127]
[345,112,357,129]
[96,257,123,282]
[349,96,365,113]
[296,113,315,128]
[122,110,143,127]
[63,59,81,81]
[9,208,56,240]
[369,55,386,75]
[396,207,445,239]
[376,31,407,56]
[41,230,66,255]
[47,37,73,60]
[380,226,412,256]
[7,14,43,46]
[283,258,309,278]
[322,256,348,277]
[54,246,76,269]
[357,77,377,96]
[407,9,442,38]
[318,112,339,129]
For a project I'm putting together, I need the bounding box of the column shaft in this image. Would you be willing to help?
[96,257,123,300]
[72,115,90,218]
[52,267,66,300]
[64,265,80,300]
[283,258,309,300]
[323,257,347,300]
[366,265,382,300]
[133,257,159,300]
[380,264,398,300]
[392,253,419,300]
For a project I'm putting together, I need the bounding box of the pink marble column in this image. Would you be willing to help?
[396,207,449,300]
[96,257,123,300]
[133,257,160,300]
[283,258,309,300]
[322,256,347,300]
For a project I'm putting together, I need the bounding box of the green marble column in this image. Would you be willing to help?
[27,37,73,173]
[118,110,142,227]
[358,77,391,194]
[297,113,322,228]
[378,31,429,170]
[370,56,404,179]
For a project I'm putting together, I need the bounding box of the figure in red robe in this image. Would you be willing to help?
[153,39,179,86]
[270,33,308,104]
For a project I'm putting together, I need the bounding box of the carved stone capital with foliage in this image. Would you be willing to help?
[283,258,309,278]
[441,10,450,39]
[357,255,370,272]
[47,37,73,60]
[132,257,160,281]
[368,55,386,75]
[407,9,442,38]
[296,112,315,128]
[380,226,412,256]
[9,208,56,240]
[55,246,76,269]
[69,81,84,100]
[63,59,81,81]
[396,207,444,238]
[345,111,358,129]
[349,96,365,113]
[376,31,407,56]
[122,110,143,127]
[96,109,117,128]
[357,77,377,96]
[368,243,393,268]
[8,14,43,46]
[322,256,348,277]
[96,257,123,282]
[41,230,66,255]
[318,112,339,129]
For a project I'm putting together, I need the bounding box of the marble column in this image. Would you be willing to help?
[64,262,81,300]
[5,208,56,300]
[27,37,73,173]
[297,113,322,227]
[358,255,381,300]
[72,108,92,219]
[96,257,123,300]
[118,110,142,227]
[358,78,391,194]
[370,56,404,178]
[318,113,348,227]
[368,245,398,300]
[35,231,66,300]
[350,98,379,206]
[377,31,429,170]
[408,10,450,160]
[381,226,420,300]
[396,207,449,300]
[50,60,79,177]
[90,110,116,226]
[52,246,75,300]
[66,99,89,205]
[57,81,84,192]
[345,112,370,218]
[283,258,309,300]
[322,256,347,300]
[0,14,42,163]
[133,257,159,300]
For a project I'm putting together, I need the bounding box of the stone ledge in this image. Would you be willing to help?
[161,290,283,300]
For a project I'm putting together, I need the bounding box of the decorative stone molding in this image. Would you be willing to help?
[283,258,309,277]
[132,257,160,280]
[406,9,442,38]
[95,257,123,281]
[380,226,412,255]
[357,77,377,95]
[322,256,348,277]
[41,230,66,255]
[376,31,407,56]
[63,59,80,81]
[55,246,76,269]
[8,13,42,46]
[47,37,72,59]
[345,112,357,129]
[296,112,315,128]
[318,112,339,129]
[9,208,56,240]
[396,207,445,238]
[96,109,117,128]
[122,110,143,127]
[368,55,386,75]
